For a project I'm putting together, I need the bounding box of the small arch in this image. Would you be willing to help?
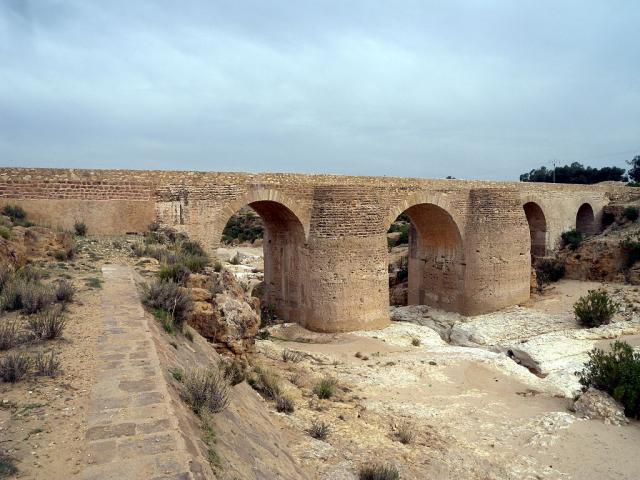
[576,203,595,235]
[218,198,307,323]
[523,202,547,258]
[215,188,310,243]
[387,201,465,312]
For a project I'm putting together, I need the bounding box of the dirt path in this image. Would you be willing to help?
[82,265,194,480]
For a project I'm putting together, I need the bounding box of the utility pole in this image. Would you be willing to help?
[552,159,556,183]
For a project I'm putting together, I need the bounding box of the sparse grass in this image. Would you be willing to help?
[0,321,20,350]
[0,279,54,314]
[313,376,337,399]
[213,260,223,272]
[308,419,330,440]
[184,327,194,342]
[200,410,222,470]
[281,348,304,363]
[410,337,421,347]
[34,350,61,377]
[27,308,66,340]
[275,394,295,414]
[574,290,619,328]
[0,226,11,240]
[170,367,184,382]
[220,357,247,386]
[394,420,415,444]
[358,463,400,480]
[73,219,87,236]
[85,277,103,289]
[250,366,282,399]
[153,308,175,334]
[54,279,75,303]
[182,366,230,414]
[0,352,30,382]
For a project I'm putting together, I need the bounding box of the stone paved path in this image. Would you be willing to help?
[82,265,193,480]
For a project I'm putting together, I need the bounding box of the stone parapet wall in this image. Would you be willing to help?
[1,167,637,332]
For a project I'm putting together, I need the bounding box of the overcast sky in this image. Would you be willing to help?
[0,1,638,180]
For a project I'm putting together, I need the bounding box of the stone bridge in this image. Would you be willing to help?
[0,168,633,332]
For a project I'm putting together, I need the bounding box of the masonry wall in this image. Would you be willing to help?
[0,167,633,332]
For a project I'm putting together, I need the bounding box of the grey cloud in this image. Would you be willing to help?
[0,0,639,179]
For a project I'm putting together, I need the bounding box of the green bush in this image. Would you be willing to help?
[0,226,10,240]
[620,235,640,267]
[578,341,640,419]
[1,205,26,222]
[158,263,191,285]
[623,206,639,222]
[73,219,87,236]
[573,290,618,328]
[536,258,565,283]
[183,254,209,273]
[313,376,337,399]
[359,463,400,480]
[561,229,584,250]
[181,240,207,256]
[141,279,193,326]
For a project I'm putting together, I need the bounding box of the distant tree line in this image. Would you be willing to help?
[520,162,628,184]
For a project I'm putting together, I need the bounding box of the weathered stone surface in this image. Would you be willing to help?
[187,270,259,355]
[574,387,629,425]
[1,166,637,332]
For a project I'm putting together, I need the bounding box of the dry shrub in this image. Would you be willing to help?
[0,280,54,314]
[308,419,330,440]
[27,307,66,340]
[142,279,193,326]
[183,366,230,414]
[34,350,61,377]
[220,357,247,386]
[358,463,400,480]
[250,366,282,399]
[54,279,75,303]
[0,321,20,350]
[281,348,304,363]
[275,394,294,413]
[0,352,30,382]
[394,420,415,444]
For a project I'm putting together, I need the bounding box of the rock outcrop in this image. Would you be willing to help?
[573,387,628,425]
[186,270,260,356]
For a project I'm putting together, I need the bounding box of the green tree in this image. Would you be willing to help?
[627,155,640,183]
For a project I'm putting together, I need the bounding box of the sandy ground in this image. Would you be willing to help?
[247,277,640,480]
[0,236,148,479]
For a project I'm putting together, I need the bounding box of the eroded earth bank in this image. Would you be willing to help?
[1,206,640,480]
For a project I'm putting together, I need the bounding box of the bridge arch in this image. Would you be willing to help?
[576,202,596,235]
[523,201,548,258]
[216,188,309,323]
[387,194,465,312]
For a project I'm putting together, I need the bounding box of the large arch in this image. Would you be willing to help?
[218,196,308,323]
[576,202,595,235]
[388,201,465,312]
[523,202,547,258]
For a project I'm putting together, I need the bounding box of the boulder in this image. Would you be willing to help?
[187,269,260,356]
[190,287,213,302]
[573,387,628,425]
[185,273,211,289]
